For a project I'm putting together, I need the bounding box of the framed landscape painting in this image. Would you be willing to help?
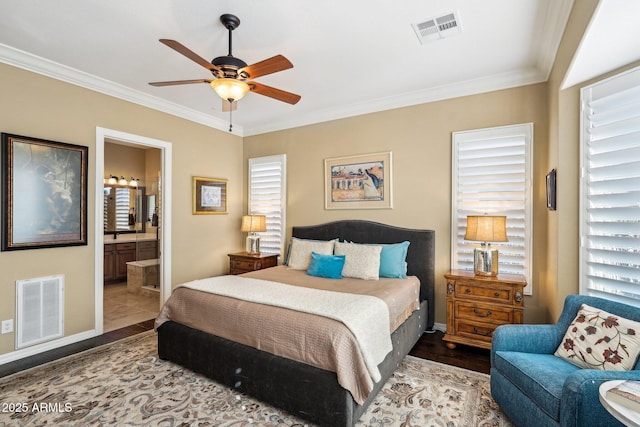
[324,152,393,209]
[192,176,228,214]
[1,133,88,251]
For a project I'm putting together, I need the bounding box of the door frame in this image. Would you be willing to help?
[94,127,172,335]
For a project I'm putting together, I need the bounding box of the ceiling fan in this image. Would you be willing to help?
[149,13,301,116]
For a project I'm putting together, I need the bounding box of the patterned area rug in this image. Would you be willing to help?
[0,331,512,426]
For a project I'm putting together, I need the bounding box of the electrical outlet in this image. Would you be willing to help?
[1,319,13,334]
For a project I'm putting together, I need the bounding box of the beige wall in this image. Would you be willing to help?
[545,0,640,321]
[2,0,636,358]
[244,83,549,326]
[543,0,599,323]
[0,63,243,356]
[104,142,146,181]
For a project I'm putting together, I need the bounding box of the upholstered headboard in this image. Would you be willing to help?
[291,220,435,331]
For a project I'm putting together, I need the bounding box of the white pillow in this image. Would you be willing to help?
[334,241,382,280]
[287,237,336,270]
[554,303,640,371]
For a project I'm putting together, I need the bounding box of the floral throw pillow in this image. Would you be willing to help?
[554,303,640,371]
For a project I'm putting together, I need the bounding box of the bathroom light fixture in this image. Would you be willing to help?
[129,177,139,187]
[118,176,128,185]
[107,175,118,185]
[241,215,267,254]
[464,215,508,276]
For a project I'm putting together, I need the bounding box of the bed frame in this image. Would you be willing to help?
[157,220,435,426]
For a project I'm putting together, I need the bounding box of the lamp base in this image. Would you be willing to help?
[246,234,261,255]
[474,246,499,276]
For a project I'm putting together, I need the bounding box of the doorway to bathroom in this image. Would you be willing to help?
[94,127,172,335]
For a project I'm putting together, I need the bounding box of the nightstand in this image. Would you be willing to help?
[228,252,279,275]
[443,269,527,350]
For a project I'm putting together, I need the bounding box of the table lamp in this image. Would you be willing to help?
[241,215,267,254]
[464,215,508,276]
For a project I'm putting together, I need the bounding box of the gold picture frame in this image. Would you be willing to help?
[192,176,228,214]
[324,151,393,209]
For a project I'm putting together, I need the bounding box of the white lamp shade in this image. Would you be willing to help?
[464,215,508,243]
[211,78,250,102]
[241,215,267,233]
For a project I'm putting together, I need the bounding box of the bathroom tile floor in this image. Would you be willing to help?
[103,282,160,332]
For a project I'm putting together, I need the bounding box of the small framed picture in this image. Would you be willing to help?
[546,169,556,211]
[192,176,228,214]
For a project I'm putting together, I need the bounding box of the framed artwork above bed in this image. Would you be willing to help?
[324,151,393,209]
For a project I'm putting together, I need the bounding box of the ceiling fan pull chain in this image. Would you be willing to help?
[229,106,233,132]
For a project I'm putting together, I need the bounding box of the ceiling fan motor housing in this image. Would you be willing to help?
[212,55,249,79]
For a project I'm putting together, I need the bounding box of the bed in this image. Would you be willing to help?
[156,220,435,426]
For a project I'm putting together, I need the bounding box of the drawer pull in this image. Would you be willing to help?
[473,308,492,317]
[465,288,471,294]
[473,326,493,337]
[494,292,501,297]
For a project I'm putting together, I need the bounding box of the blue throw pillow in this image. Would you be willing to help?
[306,251,346,279]
[379,241,410,278]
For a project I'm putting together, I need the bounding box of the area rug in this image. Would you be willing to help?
[0,331,512,426]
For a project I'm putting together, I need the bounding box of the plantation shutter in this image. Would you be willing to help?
[115,188,131,230]
[580,66,640,306]
[451,124,533,292]
[248,155,286,256]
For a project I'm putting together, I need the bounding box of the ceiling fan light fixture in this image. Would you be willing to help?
[211,78,250,102]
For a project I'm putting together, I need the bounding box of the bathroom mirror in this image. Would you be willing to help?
[104,185,146,234]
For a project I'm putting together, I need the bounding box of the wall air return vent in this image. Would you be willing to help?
[16,275,64,349]
[412,11,462,44]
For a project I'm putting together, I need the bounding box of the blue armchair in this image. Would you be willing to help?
[491,294,640,427]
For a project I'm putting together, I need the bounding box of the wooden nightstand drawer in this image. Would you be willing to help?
[455,301,514,323]
[455,282,512,304]
[231,259,263,271]
[228,252,279,275]
[455,320,497,343]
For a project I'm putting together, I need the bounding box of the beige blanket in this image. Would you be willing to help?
[181,275,391,383]
[155,266,420,404]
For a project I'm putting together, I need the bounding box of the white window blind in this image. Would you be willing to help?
[248,155,286,256]
[451,124,533,292]
[580,65,640,306]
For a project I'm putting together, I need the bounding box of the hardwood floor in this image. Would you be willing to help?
[0,324,490,378]
[410,329,491,374]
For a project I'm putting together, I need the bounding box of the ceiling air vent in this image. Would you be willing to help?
[412,11,462,44]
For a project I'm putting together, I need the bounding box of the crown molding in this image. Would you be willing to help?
[2,7,565,140]
[243,67,547,136]
[536,0,575,81]
[0,43,240,136]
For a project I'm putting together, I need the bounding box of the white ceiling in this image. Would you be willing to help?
[0,0,632,137]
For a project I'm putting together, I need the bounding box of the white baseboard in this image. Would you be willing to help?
[0,329,98,365]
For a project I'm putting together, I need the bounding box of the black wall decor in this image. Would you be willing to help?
[546,168,557,211]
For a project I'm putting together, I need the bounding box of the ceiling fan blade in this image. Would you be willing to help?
[222,100,238,112]
[159,39,219,71]
[249,82,301,104]
[149,79,213,87]
[240,55,293,79]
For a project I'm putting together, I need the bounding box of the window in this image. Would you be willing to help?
[451,124,533,292]
[580,65,640,306]
[248,155,286,256]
